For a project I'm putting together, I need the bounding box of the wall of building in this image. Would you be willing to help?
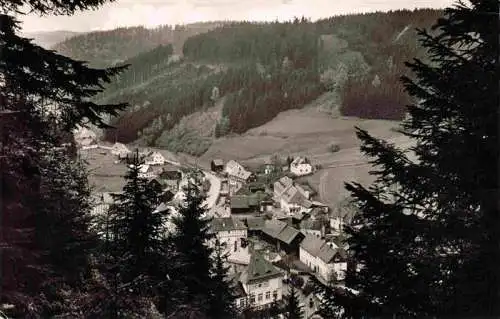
[291,164,312,176]
[243,276,283,307]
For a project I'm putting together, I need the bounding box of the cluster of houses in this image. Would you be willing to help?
[206,157,355,314]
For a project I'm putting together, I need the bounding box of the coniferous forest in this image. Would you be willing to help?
[1,0,498,318]
[48,9,444,155]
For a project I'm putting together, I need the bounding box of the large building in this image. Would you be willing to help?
[209,217,250,266]
[234,252,284,310]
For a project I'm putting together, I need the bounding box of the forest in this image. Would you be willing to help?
[83,9,444,154]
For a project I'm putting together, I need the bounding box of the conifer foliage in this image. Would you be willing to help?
[337,0,499,317]
[0,0,128,316]
[284,286,304,319]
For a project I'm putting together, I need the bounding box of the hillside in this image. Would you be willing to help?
[22,30,82,48]
[70,9,442,156]
[52,22,229,68]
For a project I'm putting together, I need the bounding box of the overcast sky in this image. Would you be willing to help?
[18,0,455,33]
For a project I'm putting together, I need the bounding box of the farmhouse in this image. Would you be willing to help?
[111,142,131,157]
[299,235,348,283]
[91,192,120,216]
[210,217,250,265]
[211,159,225,173]
[273,176,312,214]
[261,219,305,254]
[290,156,313,176]
[235,252,284,310]
[330,204,359,233]
[145,151,166,166]
[225,160,254,183]
[137,164,158,179]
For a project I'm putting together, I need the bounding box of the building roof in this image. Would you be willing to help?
[159,170,182,180]
[262,219,302,245]
[276,226,301,245]
[300,219,324,230]
[246,217,265,230]
[241,252,283,284]
[225,160,252,181]
[274,176,294,195]
[300,234,347,264]
[291,156,310,167]
[212,159,224,166]
[211,217,247,233]
[230,195,250,209]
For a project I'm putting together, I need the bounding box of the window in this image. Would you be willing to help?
[234,241,237,252]
[240,299,245,307]
[273,290,278,299]
[258,293,263,302]
[266,291,271,299]
[250,294,255,304]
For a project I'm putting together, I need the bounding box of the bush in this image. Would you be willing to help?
[329,143,340,153]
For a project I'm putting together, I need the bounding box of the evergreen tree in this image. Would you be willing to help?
[209,239,237,319]
[337,0,498,317]
[105,150,168,295]
[168,182,215,315]
[284,286,304,319]
[0,1,128,315]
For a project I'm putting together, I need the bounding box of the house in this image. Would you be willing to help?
[300,219,326,237]
[298,183,316,199]
[299,235,348,283]
[225,160,254,183]
[261,219,305,254]
[246,217,266,236]
[263,157,276,175]
[74,127,97,147]
[290,156,313,176]
[236,252,284,309]
[91,192,119,216]
[145,151,166,166]
[210,217,250,265]
[159,169,183,192]
[230,192,270,215]
[274,176,312,214]
[330,202,358,233]
[111,142,131,157]
[137,164,157,179]
[211,159,225,173]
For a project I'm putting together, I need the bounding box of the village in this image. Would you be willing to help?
[76,127,359,318]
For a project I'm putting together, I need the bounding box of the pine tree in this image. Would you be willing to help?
[0,1,128,315]
[167,181,215,315]
[284,286,304,319]
[105,150,168,295]
[337,0,498,317]
[209,239,237,319]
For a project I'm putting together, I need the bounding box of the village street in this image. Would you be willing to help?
[202,171,223,213]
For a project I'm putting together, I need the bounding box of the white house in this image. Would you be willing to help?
[137,164,157,179]
[290,156,313,176]
[210,217,251,266]
[235,252,284,310]
[91,192,120,216]
[299,234,347,283]
[273,176,312,214]
[74,127,97,147]
[225,160,253,183]
[330,200,358,234]
[111,142,131,157]
[145,151,166,166]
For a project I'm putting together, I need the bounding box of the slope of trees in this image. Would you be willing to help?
[327,0,499,317]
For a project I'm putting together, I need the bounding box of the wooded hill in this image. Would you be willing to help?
[58,9,443,155]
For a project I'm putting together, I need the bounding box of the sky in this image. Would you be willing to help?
[18,0,455,33]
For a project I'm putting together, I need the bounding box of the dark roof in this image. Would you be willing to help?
[160,170,182,180]
[300,219,324,230]
[230,195,250,209]
[262,219,302,245]
[211,217,247,233]
[234,282,247,298]
[241,252,283,284]
[246,217,265,230]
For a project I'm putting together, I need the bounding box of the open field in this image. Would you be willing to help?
[196,103,412,208]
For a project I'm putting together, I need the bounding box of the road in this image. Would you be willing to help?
[202,171,222,211]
